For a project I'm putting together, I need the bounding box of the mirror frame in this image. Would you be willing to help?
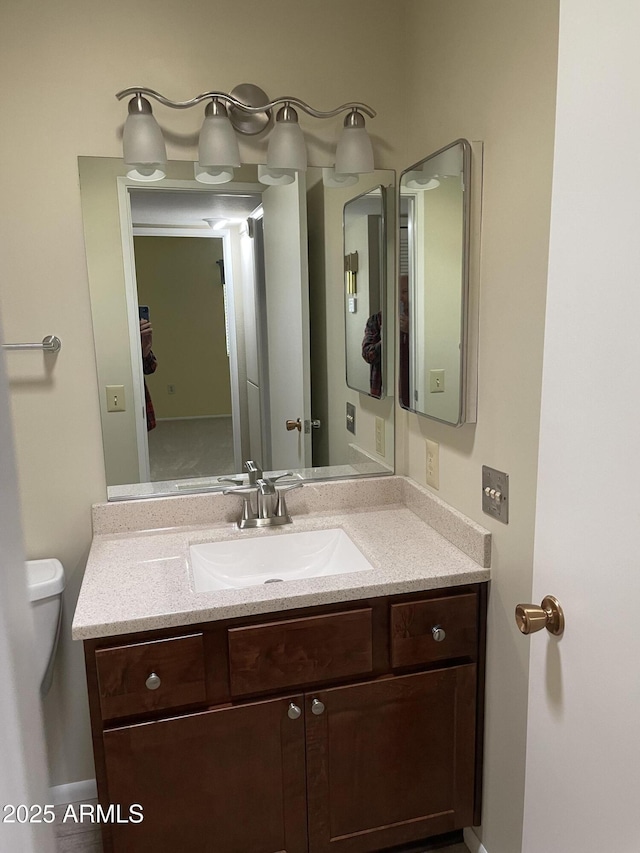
[398,138,472,427]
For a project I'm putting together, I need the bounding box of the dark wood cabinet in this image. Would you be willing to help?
[306,667,476,853]
[102,695,308,853]
[84,585,487,853]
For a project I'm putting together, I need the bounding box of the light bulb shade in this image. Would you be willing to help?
[267,120,307,172]
[335,126,374,175]
[198,113,241,169]
[258,165,296,186]
[322,167,359,189]
[194,164,235,184]
[404,172,440,191]
[431,145,463,178]
[123,112,167,175]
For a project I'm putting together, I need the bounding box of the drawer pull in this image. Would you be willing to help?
[311,698,325,716]
[145,672,161,691]
[432,626,446,643]
[288,703,302,720]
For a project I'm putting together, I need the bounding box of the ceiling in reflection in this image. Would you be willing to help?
[130,190,262,228]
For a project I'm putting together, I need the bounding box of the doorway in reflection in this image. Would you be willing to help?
[133,235,236,481]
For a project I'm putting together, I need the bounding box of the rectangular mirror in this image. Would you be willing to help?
[78,158,395,499]
[399,139,472,426]
[344,187,386,399]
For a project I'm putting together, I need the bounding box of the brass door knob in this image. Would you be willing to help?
[515,596,565,636]
[286,418,302,432]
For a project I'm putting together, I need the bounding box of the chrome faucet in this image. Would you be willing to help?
[223,460,303,529]
[244,459,262,485]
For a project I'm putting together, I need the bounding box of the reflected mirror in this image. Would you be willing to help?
[399,139,471,426]
[78,158,395,499]
[344,187,386,398]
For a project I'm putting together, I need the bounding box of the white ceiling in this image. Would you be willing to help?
[129,189,262,228]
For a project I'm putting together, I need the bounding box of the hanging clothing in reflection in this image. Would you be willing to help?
[143,351,157,431]
[362,311,382,398]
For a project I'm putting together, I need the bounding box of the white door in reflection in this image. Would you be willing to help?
[261,177,312,471]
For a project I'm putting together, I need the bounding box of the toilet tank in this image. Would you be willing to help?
[26,559,65,695]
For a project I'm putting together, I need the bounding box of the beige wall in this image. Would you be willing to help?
[0,0,404,787]
[399,2,559,852]
[135,236,231,419]
[0,5,560,850]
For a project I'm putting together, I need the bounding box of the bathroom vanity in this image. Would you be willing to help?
[74,477,490,853]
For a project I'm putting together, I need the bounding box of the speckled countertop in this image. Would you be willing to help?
[72,476,491,641]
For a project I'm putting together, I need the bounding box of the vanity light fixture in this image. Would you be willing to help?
[116,84,376,185]
[404,171,441,191]
[334,109,375,175]
[197,98,241,184]
[257,165,296,186]
[322,167,359,189]
[122,93,167,181]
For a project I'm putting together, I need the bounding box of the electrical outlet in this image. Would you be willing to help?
[167,384,176,395]
[375,417,385,456]
[106,385,125,412]
[430,369,445,393]
[426,439,440,489]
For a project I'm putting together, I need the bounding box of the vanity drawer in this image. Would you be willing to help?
[228,608,373,697]
[391,593,478,668]
[95,633,207,721]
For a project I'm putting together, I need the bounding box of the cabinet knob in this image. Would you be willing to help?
[432,625,446,642]
[311,698,325,716]
[288,702,302,720]
[145,672,161,691]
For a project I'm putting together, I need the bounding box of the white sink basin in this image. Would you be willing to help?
[190,528,374,592]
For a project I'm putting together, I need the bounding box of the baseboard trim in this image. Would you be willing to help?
[464,827,489,853]
[49,779,97,806]
[155,414,231,422]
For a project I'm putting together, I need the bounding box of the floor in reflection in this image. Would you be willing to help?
[148,415,234,481]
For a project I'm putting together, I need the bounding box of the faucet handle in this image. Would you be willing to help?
[244,460,263,485]
[217,476,243,486]
[223,486,257,521]
[275,482,303,518]
[269,471,294,485]
[276,482,303,494]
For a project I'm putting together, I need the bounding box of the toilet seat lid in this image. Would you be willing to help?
[26,558,65,602]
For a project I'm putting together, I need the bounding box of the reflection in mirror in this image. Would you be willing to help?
[78,158,395,499]
[399,140,471,426]
[343,188,385,399]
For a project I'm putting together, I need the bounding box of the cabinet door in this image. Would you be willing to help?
[102,695,308,853]
[306,666,476,853]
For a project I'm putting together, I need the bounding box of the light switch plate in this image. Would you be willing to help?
[426,439,440,489]
[429,369,445,393]
[106,385,125,413]
[482,465,509,523]
[346,402,356,435]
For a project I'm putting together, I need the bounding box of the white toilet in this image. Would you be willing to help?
[25,558,65,695]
